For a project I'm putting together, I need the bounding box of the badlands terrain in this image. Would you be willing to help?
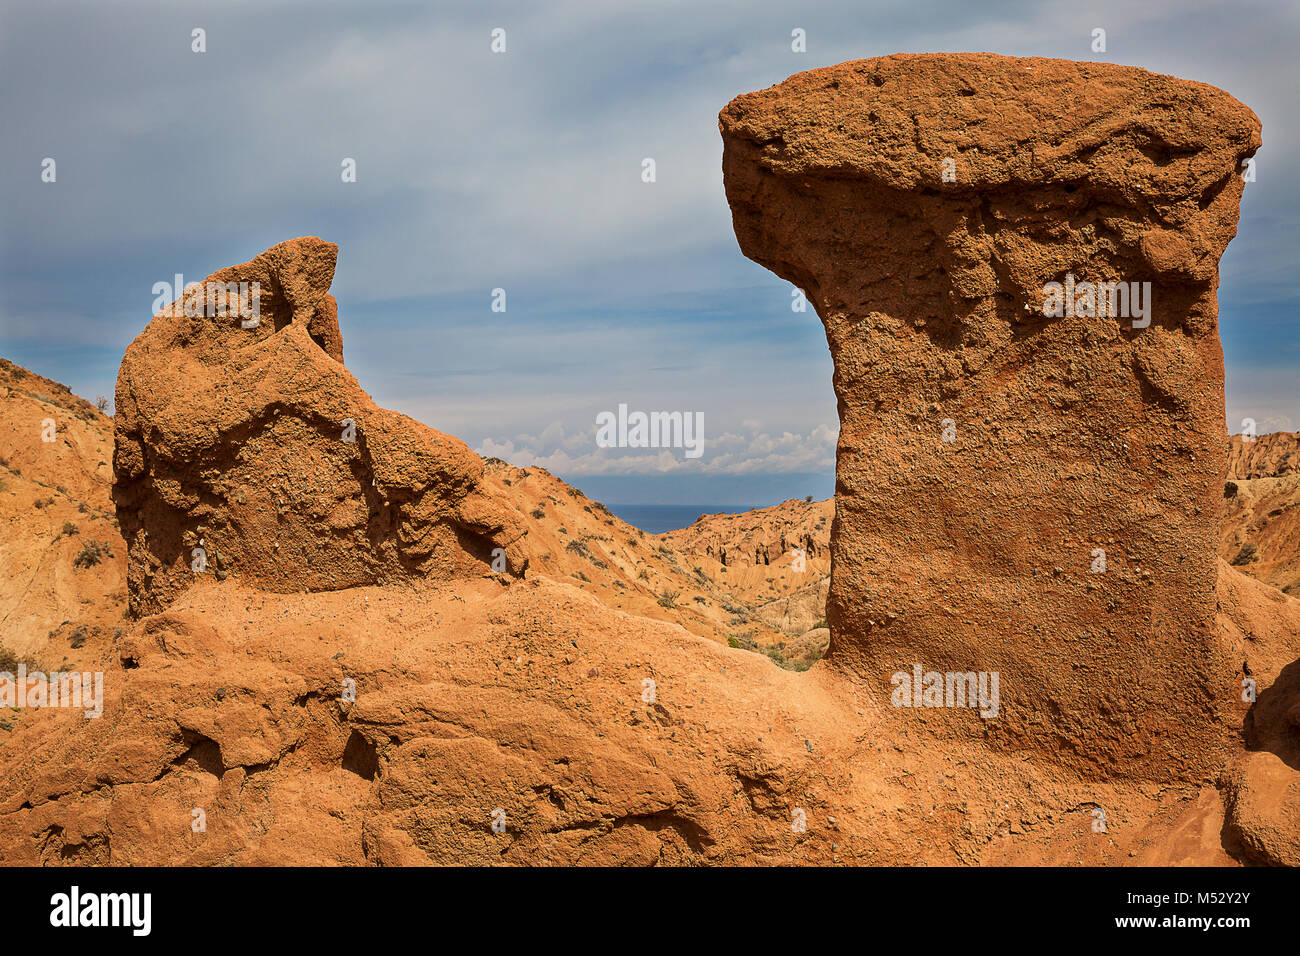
[1,53,1298,866]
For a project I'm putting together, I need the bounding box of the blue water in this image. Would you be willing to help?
[605,504,758,534]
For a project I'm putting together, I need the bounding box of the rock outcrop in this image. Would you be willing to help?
[721,54,1262,778]
[112,238,527,616]
[1225,655,1300,865]
[662,498,832,568]
[1228,431,1300,481]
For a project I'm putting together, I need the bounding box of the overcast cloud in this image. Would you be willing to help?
[1,0,1294,504]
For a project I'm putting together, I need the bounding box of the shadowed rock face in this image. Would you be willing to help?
[720,53,1261,779]
[113,237,527,617]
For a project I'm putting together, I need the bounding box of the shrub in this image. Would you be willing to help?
[73,540,113,568]
[657,590,679,609]
[0,645,41,674]
[62,522,79,536]
[1231,542,1258,566]
[530,506,546,519]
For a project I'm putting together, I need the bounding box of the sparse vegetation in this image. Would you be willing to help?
[530,506,546,519]
[657,590,679,609]
[1231,542,1258,566]
[0,645,42,674]
[73,539,113,568]
[61,522,79,536]
[95,396,110,414]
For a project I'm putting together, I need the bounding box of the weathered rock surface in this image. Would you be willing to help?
[721,53,1262,778]
[662,498,832,568]
[1224,653,1300,866]
[1228,431,1300,480]
[112,238,527,616]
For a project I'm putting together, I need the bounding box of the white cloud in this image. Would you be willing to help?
[475,419,837,475]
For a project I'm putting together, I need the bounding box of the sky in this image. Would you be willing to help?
[1,0,1295,506]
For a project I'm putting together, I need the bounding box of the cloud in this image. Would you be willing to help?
[2,0,1296,497]
[475,419,837,475]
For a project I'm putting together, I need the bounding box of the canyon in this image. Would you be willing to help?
[0,53,1297,866]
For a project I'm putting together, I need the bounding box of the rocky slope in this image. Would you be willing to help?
[662,499,833,668]
[1222,432,1300,595]
[0,360,125,676]
[483,460,807,660]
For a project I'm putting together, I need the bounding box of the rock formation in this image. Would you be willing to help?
[720,53,1262,778]
[1222,432,1300,595]
[1228,430,1300,480]
[112,238,527,616]
[2,56,1297,867]
[661,498,832,568]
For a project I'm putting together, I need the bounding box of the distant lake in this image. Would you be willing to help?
[605,504,758,534]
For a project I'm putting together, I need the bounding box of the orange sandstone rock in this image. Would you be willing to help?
[112,237,527,617]
[721,54,1262,778]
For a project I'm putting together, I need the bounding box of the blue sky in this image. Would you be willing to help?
[1,0,1295,506]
